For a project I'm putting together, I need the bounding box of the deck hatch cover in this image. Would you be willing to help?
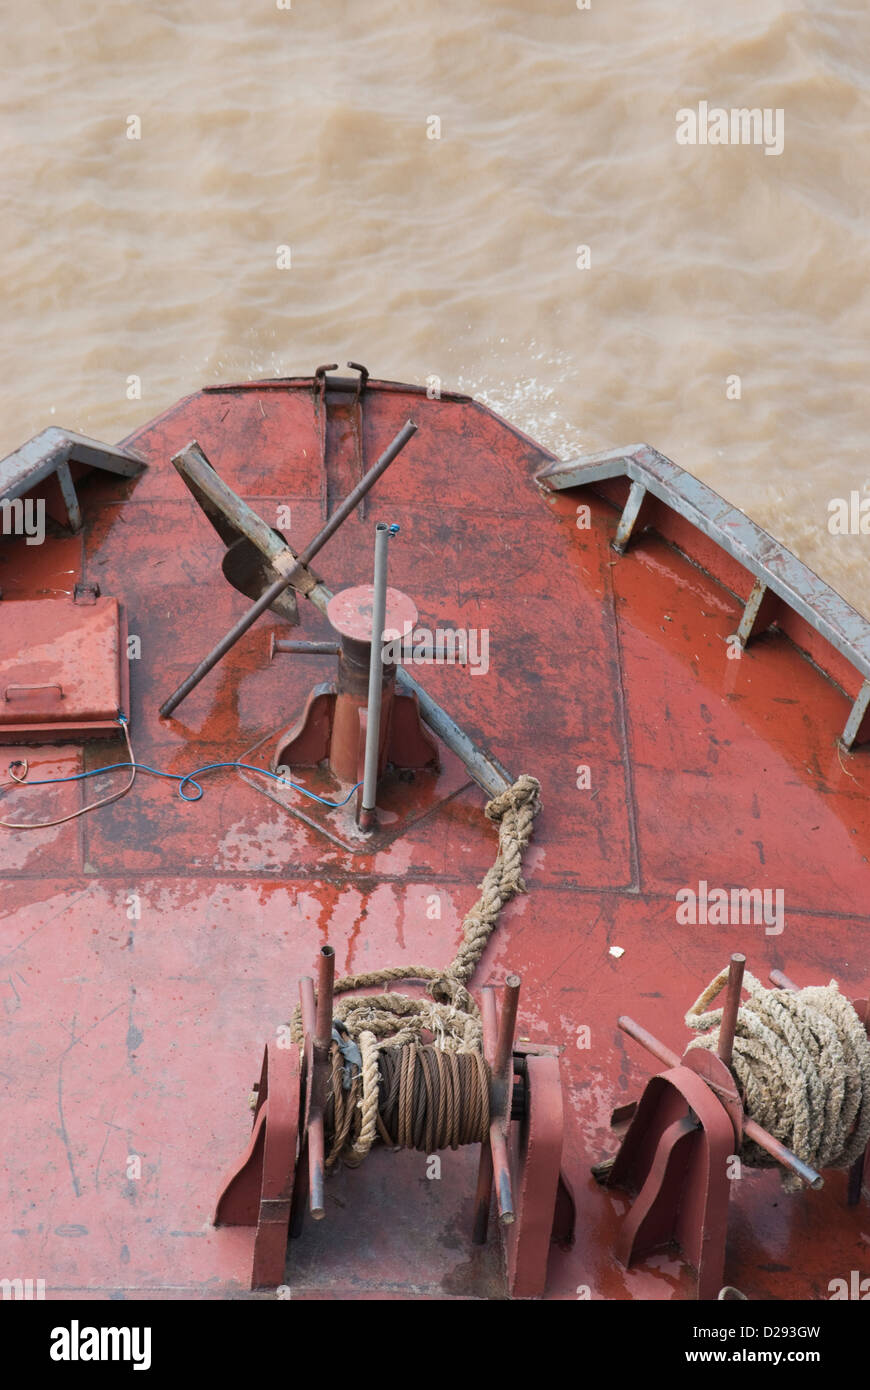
[0,597,125,738]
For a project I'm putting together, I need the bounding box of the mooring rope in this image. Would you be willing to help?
[291,773,542,1166]
[685,970,870,1191]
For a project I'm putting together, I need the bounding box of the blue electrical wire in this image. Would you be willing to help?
[5,715,361,809]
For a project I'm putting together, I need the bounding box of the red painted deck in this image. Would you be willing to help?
[1,379,868,1300]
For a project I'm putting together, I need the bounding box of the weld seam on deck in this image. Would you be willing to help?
[606,556,643,896]
[2,874,868,925]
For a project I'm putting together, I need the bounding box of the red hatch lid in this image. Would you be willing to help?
[0,596,122,726]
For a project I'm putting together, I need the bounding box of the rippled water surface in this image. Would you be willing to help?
[3,1,869,609]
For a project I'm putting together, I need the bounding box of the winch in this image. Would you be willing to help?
[215,940,575,1297]
[595,953,870,1300]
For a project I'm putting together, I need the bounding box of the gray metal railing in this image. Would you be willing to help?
[538,444,870,749]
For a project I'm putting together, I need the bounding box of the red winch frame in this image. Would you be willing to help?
[214,947,575,1297]
[596,954,870,1300]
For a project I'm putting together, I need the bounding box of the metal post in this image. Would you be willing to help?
[717,953,745,1069]
[314,945,336,1056]
[472,986,500,1244]
[358,523,394,831]
[769,969,799,991]
[309,945,336,1220]
[270,638,341,657]
[494,975,521,1076]
[490,974,521,1225]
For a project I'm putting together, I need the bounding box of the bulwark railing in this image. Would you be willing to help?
[537,443,870,749]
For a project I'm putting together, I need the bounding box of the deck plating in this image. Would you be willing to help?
[1,372,869,1300]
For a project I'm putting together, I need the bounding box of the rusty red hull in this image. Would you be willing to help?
[1,377,868,1300]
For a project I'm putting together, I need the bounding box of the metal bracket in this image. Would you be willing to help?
[314,361,369,522]
[74,581,101,605]
[612,478,648,554]
[734,577,780,647]
[0,428,145,534]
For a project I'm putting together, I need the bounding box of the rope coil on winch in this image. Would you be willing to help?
[290,773,542,1167]
[685,970,870,1191]
[325,1041,492,1166]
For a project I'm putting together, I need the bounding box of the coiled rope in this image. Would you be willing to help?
[290,773,542,1167]
[686,970,870,1191]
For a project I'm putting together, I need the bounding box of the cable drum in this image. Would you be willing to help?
[686,971,870,1191]
[325,1041,491,1166]
[290,774,543,1168]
